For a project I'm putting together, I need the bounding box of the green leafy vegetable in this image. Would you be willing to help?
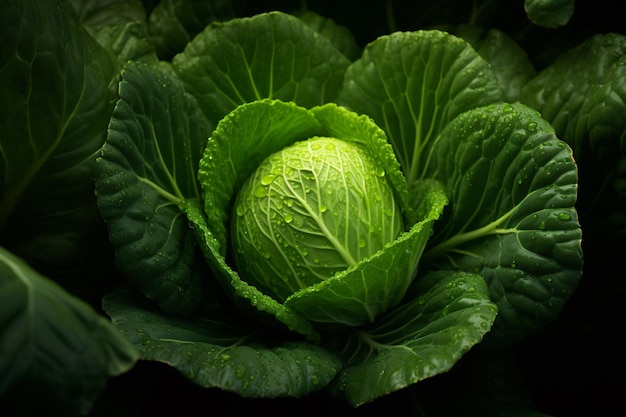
[3,1,607,415]
[92,10,581,406]
[231,135,404,301]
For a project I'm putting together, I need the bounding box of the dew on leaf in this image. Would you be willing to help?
[557,212,571,220]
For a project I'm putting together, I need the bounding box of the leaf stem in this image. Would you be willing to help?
[423,206,516,261]
[138,177,183,205]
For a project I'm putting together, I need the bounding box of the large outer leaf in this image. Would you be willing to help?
[172,11,351,125]
[337,30,503,190]
[422,102,582,345]
[327,270,497,406]
[521,33,626,240]
[0,0,119,280]
[103,285,342,399]
[0,247,138,416]
[95,61,213,315]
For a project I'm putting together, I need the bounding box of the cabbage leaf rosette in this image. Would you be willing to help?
[95,11,582,408]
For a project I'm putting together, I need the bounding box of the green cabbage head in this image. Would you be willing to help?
[192,99,447,331]
[231,136,404,302]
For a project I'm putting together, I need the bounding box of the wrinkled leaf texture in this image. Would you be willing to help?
[172,11,351,125]
[95,61,212,315]
[521,33,626,240]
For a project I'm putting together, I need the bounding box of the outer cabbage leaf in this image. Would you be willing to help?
[521,34,626,157]
[524,0,575,28]
[147,0,238,60]
[69,0,158,63]
[172,11,351,125]
[327,270,497,406]
[578,57,626,237]
[421,102,582,345]
[103,285,342,398]
[95,61,213,315]
[293,10,361,61]
[69,0,145,27]
[521,33,626,240]
[0,247,138,416]
[0,0,119,285]
[455,25,536,102]
[337,30,503,192]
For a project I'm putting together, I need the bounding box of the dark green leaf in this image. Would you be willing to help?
[455,25,536,102]
[69,0,146,28]
[103,285,342,398]
[147,0,239,60]
[0,0,119,279]
[328,270,497,406]
[172,11,351,125]
[293,10,361,61]
[338,30,503,190]
[95,61,213,315]
[521,33,626,240]
[0,247,138,416]
[524,0,575,28]
[422,102,582,345]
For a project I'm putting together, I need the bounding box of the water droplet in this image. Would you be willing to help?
[263,252,271,259]
[284,214,293,223]
[236,204,244,216]
[313,256,320,264]
[557,212,571,221]
[319,205,327,213]
[358,238,366,248]
[254,186,267,198]
[261,174,276,185]
[527,122,537,132]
